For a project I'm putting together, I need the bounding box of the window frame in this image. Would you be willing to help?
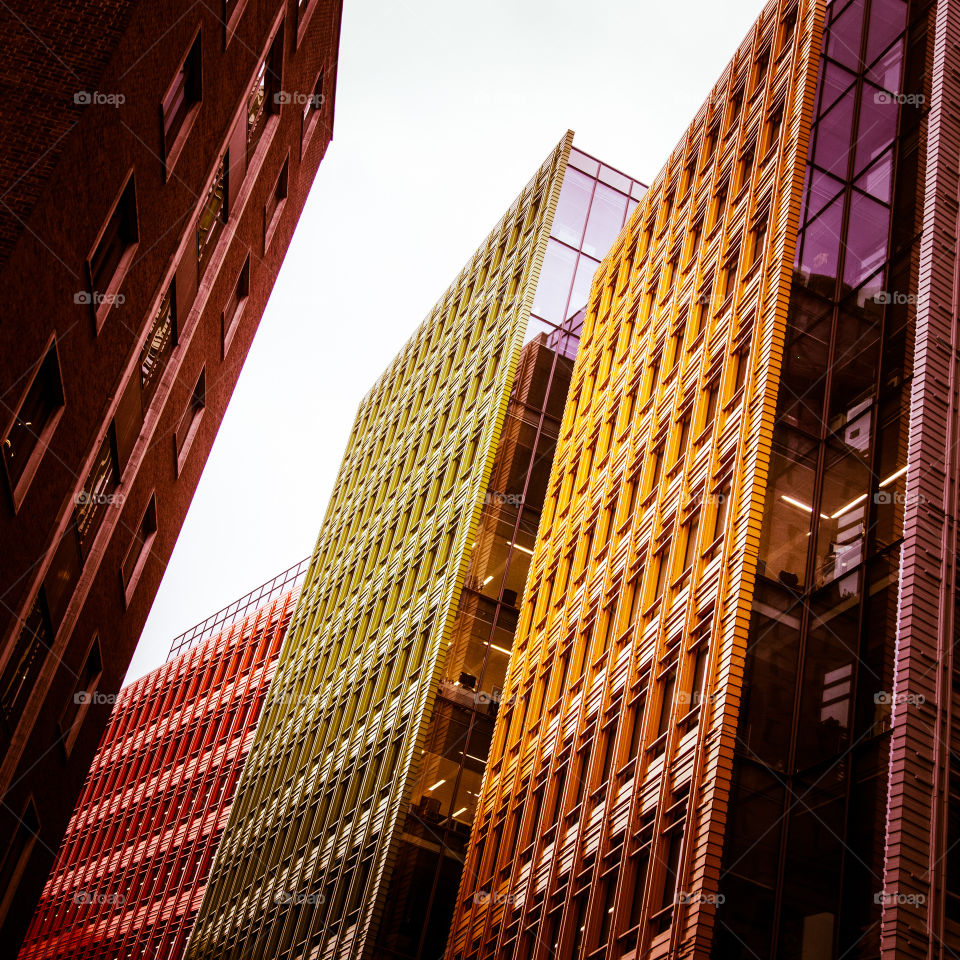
[162,29,202,177]
[2,337,65,510]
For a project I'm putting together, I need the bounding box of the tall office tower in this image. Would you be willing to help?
[448,0,946,958]
[183,133,644,960]
[16,562,307,960]
[0,0,342,948]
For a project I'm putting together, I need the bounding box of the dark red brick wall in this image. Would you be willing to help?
[0,0,343,951]
[0,0,139,265]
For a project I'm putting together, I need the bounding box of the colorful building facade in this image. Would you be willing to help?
[16,562,307,960]
[183,135,644,960]
[447,0,947,958]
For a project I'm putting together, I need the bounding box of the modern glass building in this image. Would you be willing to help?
[448,0,950,958]
[17,563,307,960]
[183,133,643,960]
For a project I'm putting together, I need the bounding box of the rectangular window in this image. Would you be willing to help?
[88,175,138,318]
[702,380,720,429]
[162,32,202,157]
[222,255,250,356]
[659,827,684,910]
[656,671,676,739]
[2,342,64,496]
[74,432,120,556]
[682,516,700,571]
[751,215,768,267]
[0,597,50,746]
[766,103,785,153]
[140,283,177,409]
[302,69,325,147]
[121,496,157,598]
[722,249,739,300]
[712,483,732,541]
[58,636,103,754]
[197,156,228,274]
[248,26,283,160]
[265,157,289,248]
[175,368,206,465]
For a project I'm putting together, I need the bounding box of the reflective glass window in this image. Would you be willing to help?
[814,88,856,178]
[865,0,907,66]
[583,183,628,258]
[826,0,865,70]
[799,194,844,287]
[855,83,899,175]
[552,167,594,247]
[843,190,890,289]
[531,241,577,324]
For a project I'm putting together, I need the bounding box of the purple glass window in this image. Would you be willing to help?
[800,195,844,285]
[568,149,599,176]
[813,88,855,178]
[553,168,594,247]
[827,0,865,70]
[855,83,899,175]
[854,148,893,204]
[568,256,601,321]
[818,60,856,115]
[867,39,903,93]
[803,168,845,225]
[531,240,577,324]
[582,183,628,258]
[843,190,890,289]
[865,0,907,65]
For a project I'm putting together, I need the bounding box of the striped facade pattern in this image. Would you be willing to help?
[17,579,300,960]
[884,0,960,954]
[184,135,574,960]
[445,2,823,958]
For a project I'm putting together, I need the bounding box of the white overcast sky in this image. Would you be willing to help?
[127,0,767,681]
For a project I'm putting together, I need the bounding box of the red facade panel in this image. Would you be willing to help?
[17,566,306,960]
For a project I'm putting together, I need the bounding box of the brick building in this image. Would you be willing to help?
[0,0,342,950]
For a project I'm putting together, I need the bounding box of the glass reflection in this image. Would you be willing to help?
[758,427,818,589]
[843,191,889,289]
[854,148,893,204]
[583,183,628,258]
[552,167,594,247]
[815,436,872,589]
[826,0,865,70]
[531,241,577,324]
[865,0,907,64]
[813,89,855,178]
[854,83,898,175]
[799,195,844,286]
